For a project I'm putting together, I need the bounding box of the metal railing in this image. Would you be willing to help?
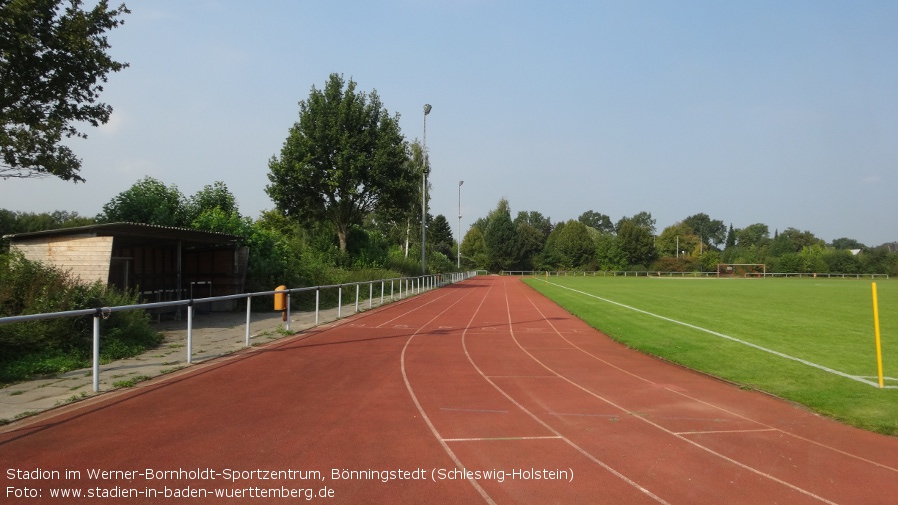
[0,271,478,392]
[502,270,890,279]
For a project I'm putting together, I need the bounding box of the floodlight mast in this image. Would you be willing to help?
[422,104,431,275]
[458,180,464,268]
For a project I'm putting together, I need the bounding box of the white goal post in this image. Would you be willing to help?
[717,263,766,278]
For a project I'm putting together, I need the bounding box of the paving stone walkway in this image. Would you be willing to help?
[0,303,360,424]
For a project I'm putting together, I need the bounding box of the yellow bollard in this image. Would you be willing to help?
[872,282,884,389]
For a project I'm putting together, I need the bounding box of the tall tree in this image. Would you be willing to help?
[616,211,656,235]
[98,176,188,226]
[513,210,552,270]
[831,237,866,250]
[460,225,487,269]
[594,232,626,271]
[656,222,700,257]
[617,218,656,267]
[735,223,770,249]
[266,73,413,252]
[0,0,130,182]
[578,210,614,233]
[513,210,553,238]
[682,213,726,248]
[429,214,454,261]
[544,219,595,269]
[725,224,736,249]
[483,198,517,272]
[187,181,239,224]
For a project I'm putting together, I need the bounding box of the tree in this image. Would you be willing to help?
[191,208,297,292]
[187,181,239,224]
[514,221,545,270]
[578,210,614,233]
[656,222,699,257]
[831,237,866,250]
[682,213,726,248]
[616,211,655,235]
[483,199,517,272]
[617,218,656,267]
[266,73,414,252]
[460,225,487,269]
[770,227,823,256]
[594,232,626,271]
[544,219,595,269]
[0,0,130,182]
[735,223,770,249]
[513,211,553,238]
[0,208,93,248]
[513,210,552,270]
[725,223,736,249]
[98,176,188,226]
[429,214,454,262]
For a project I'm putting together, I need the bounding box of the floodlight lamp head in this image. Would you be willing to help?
[423,104,432,115]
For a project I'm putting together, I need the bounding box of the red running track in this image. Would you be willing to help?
[2,276,897,504]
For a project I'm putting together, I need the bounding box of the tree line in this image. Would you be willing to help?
[458,199,898,276]
[2,45,895,281]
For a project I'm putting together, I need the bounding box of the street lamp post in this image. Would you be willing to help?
[458,180,463,269]
[422,104,431,275]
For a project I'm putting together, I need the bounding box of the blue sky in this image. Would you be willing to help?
[3,0,897,246]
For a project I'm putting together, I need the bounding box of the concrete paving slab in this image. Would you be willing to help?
[0,299,377,423]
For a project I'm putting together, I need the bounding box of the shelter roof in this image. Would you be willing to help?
[3,222,240,247]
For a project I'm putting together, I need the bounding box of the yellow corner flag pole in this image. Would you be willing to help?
[872,282,885,389]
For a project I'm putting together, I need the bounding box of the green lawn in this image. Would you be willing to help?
[523,275,898,436]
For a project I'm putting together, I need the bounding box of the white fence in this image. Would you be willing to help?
[501,270,889,279]
[0,271,479,392]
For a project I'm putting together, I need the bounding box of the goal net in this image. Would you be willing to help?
[717,263,766,278]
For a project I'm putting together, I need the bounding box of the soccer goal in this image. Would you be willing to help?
[717,263,766,278]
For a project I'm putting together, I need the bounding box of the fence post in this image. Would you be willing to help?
[92,311,101,392]
[285,293,291,332]
[245,297,252,346]
[315,288,320,325]
[369,282,373,309]
[187,302,194,364]
[338,286,342,319]
[355,284,360,313]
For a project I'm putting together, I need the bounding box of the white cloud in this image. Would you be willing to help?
[861,174,881,184]
[98,110,125,135]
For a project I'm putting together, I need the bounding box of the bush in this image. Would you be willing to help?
[0,252,160,384]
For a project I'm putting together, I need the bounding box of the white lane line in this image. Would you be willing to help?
[443,436,563,442]
[486,375,559,379]
[548,412,620,418]
[676,429,779,435]
[460,286,673,504]
[440,408,509,414]
[399,285,497,505]
[513,281,840,504]
[548,281,893,389]
[520,283,898,474]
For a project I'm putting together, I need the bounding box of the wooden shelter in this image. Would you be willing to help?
[5,223,247,309]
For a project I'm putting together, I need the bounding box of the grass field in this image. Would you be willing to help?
[522,275,898,436]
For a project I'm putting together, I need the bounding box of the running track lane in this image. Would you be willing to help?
[1,276,896,504]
